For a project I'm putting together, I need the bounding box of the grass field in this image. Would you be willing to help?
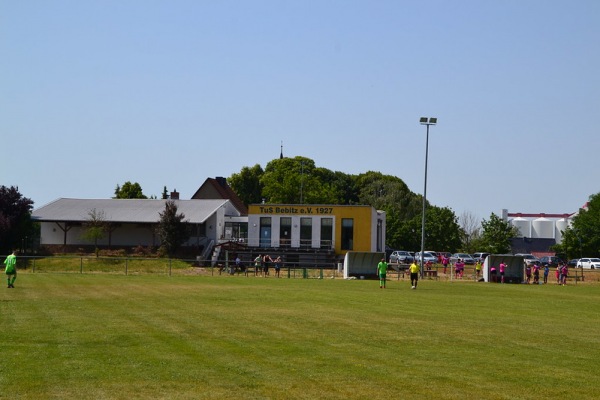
[1,273,599,400]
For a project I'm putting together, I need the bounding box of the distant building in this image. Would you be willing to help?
[502,208,574,257]
[247,204,386,257]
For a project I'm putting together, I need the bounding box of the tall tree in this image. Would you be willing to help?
[0,186,35,254]
[114,181,147,199]
[480,213,519,254]
[228,164,264,206]
[156,201,189,257]
[554,192,600,259]
[261,156,338,204]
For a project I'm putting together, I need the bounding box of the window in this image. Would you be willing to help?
[280,217,291,247]
[300,218,312,248]
[260,217,271,248]
[341,218,354,250]
[320,218,333,248]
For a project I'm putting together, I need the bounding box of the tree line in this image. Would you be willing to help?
[227,156,520,254]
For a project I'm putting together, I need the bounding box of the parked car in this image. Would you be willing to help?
[515,254,540,266]
[389,250,414,264]
[450,253,476,265]
[472,252,490,263]
[414,251,438,264]
[576,258,600,269]
[567,259,579,268]
[539,256,563,267]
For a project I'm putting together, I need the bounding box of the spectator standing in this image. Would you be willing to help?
[254,254,262,277]
[499,262,506,284]
[274,256,282,278]
[475,260,482,280]
[561,263,568,286]
[442,255,449,274]
[455,259,465,279]
[525,264,532,284]
[532,263,540,284]
[543,264,549,284]
[262,254,273,277]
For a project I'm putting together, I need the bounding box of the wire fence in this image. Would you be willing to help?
[6,255,343,279]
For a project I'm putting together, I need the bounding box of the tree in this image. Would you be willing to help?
[161,186,169,200]
[0,186,35,254]
[228,158,462,252]
[480,213,519,254]
[156,201,189,257]
[81,208,106,257]
[554,192,600,259]
[228,164,264,206]
[114,181,147,199]
[459,211,482,253]
[261,157,339,204]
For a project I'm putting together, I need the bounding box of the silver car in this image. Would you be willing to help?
[389,250,414,264]
[415,251,437,264]
[450,253,476,265]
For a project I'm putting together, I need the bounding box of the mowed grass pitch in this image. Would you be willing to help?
[1,275,599,400]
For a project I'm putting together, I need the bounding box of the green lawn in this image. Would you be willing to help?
[1,274,599,399]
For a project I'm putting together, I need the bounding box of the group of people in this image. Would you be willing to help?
[251,254,282,278]
[525,262,569,286]
[377,258,420,290]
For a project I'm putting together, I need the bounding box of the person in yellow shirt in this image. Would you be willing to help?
[409,261,420,289]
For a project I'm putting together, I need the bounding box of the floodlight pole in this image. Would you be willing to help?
[419,117,437,278]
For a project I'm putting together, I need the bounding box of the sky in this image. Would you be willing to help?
[2,0,599,222]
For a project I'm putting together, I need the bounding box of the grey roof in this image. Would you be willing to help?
[32,198,230,224]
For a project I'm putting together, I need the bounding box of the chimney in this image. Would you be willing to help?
[170,189,179,200]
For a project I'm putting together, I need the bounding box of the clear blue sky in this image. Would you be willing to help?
[2,0,599,221]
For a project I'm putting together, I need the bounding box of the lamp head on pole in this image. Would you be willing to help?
[420,117,437,125]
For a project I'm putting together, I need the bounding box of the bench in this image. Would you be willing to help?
[424,269,438,280]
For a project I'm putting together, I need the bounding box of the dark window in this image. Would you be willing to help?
[320,218,333,248]
[341,218,354,250]
[300,218,312,248]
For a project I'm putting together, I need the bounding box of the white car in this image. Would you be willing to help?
[516,254,540,266]
[576,258,600,269]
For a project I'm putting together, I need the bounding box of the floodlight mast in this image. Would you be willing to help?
[419,117,437,278]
